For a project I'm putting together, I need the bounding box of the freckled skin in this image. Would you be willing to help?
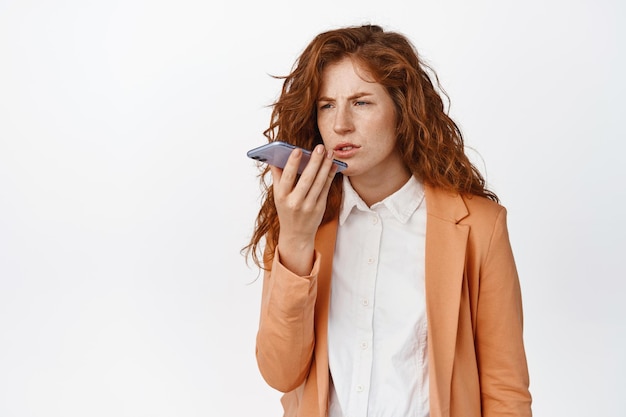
[317,57,411,205]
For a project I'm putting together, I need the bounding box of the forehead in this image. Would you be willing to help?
[319,57,378,92]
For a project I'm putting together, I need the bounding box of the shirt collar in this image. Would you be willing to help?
[339,175,425,225]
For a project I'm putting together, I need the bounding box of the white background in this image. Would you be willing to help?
[1,0,624,416]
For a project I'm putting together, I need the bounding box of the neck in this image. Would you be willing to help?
[349,166,412,207]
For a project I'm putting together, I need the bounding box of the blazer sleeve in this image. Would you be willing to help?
[255,246,319,392]
[475,207,532,417]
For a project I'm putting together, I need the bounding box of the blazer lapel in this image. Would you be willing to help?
[424,185,470,417]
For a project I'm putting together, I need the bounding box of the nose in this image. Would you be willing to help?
[333,105,354,134]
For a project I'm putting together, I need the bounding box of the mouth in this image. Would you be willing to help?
[332,143,360,159]
[334,143,360,152]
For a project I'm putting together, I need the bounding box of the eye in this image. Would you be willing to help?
[354,100,369,106]
[319,103,333,110]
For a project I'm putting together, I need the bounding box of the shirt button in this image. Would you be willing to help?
[367,258,374,264]
[356,385,364,392]
[362,299,369,306]
[360,342,368,349]
[372,217,378,224]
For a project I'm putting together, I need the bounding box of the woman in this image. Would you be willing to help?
[245,24,532,417]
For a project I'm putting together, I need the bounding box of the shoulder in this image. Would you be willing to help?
[425,186,511,254]
[425,185,506,225]
[462,193,506,223]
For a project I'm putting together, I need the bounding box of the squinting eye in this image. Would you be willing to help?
[355,101,368,106]
[319,103,332,110]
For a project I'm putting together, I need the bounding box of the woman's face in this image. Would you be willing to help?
[317,57,408,187]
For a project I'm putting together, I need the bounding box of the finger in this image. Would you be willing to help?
[274,148,302,194]
[300,144,327,178]
[289,144,327,200]
[318,162,338,204]
[303,149,338,203]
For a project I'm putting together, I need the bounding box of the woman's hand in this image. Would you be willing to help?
[270,144,337,276]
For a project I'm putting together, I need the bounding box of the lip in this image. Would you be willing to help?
[333,143,361,158]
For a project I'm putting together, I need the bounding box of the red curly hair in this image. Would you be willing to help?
[245,24,498,267]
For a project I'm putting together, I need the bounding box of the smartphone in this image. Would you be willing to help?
[247,141,348,174]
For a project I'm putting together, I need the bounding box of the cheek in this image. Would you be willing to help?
[316,116,329,135]
[371,115,397,140]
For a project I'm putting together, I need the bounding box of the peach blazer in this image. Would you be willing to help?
[256,185,532,417]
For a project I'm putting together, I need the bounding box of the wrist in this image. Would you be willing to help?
[276,235,316,276]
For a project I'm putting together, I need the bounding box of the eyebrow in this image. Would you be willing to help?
[317,92,374,102]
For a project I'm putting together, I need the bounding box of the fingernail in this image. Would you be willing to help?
[327,150,334,159]
[316,145,325,154]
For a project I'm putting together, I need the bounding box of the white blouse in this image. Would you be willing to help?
[328,175,429,417]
